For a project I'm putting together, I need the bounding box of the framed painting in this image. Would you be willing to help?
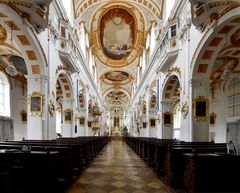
[210,113,216,126]
[142,122,147,128]
[64,109,73,124]
[150,119,156,127]
[193,96,209,121]
[79,117,85,126]
[29,92,43,116]
[88,121,92,128]
[163,112,172,127]
[20,110,27,123]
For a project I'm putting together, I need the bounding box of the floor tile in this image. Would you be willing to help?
[67,141,174,193]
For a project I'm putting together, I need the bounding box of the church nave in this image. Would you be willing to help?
[1,0,240,193]
[68,140,172,193]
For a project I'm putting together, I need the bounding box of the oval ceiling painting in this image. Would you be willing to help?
[105,71,129,81]
[100,8,135,60]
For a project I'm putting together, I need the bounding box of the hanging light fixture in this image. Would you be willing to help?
[5,21,18,76]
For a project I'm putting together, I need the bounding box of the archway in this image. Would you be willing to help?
[0,5,47,140]
[191,7,240,142]
[87,99,94,136]
[149,94,157,137]
[55,72,74,137]
[161,75,180,139]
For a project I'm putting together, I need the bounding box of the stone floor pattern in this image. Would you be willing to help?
[67,140,174,193]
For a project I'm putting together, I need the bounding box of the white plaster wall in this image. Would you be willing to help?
[210,88,227,142]
[149,128,157,137]
[140,128,147,137]
[10,82,27,140]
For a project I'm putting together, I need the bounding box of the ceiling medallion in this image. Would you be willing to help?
[91,4,145,67]
[101,70,133,85]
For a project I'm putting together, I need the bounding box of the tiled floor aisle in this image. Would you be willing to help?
[67,140,174,193]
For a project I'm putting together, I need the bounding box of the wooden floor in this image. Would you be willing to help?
[67,140,174,193]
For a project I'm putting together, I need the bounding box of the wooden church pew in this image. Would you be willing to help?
[0,136,108,193]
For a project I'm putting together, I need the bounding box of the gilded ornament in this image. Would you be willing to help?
[28,92,44,117]
[181,101,189,119]
[167,67,181,78]
[48,99,55,117]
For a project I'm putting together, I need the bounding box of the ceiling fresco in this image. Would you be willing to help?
[91,4,145,67]
[100,8,135,60]
[105,71,129,81]
[106,90,127,100]
[101,70,133,85]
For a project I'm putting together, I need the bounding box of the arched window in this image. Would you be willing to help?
[0,72,10,117]
[228,78,240,117]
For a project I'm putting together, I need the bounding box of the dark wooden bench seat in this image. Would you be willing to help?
[0,149,60,193]
[184,153,240,193]
[162,144,227,187]
[0,136,108,193]
[126,137,232,193]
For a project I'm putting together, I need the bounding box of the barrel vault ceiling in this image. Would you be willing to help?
[73,0,164,116]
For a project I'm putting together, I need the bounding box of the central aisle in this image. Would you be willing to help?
[68,140,174,193]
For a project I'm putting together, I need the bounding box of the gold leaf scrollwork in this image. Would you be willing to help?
[167,67,181,78]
